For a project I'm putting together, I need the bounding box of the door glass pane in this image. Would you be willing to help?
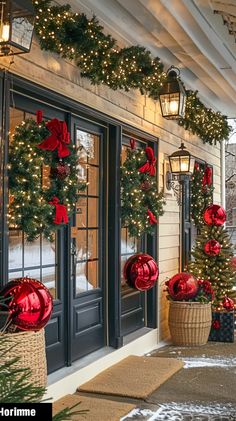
[75,128,101,295]
[9,230,23,270]
[8,108,58,300]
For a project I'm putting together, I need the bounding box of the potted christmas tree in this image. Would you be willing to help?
[189,204,236,342]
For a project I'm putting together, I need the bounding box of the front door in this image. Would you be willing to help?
[70,116,107,361]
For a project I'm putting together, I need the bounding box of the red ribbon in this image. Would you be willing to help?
[130,138,136,149]
[194,162,199,171]
[36,110,43,124]
[49,197,68,224]
[202,166,212,187]
[147,209,157,224]
[37,118,70,158]
[139,147,156,176]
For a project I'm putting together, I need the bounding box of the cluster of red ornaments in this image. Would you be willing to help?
[0,277,53,331]
[203,205,226,256]
[123,253,159,291]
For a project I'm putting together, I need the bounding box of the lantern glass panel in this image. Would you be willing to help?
[189,156,195,174]
[180,156,190,173]
[11,15,34,50]
[170,156,180,173]
[179,92,186,117]
[160,93,180,117]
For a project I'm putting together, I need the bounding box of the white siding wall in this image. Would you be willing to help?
[1,38,222,340]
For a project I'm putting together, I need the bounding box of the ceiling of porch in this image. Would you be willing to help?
[70,0,236,118]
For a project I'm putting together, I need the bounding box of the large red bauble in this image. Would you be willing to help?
[203,205,226,226]
[166,272,199,301]
[0,278,53,331]
[123,253,159,291]
[204,240,221,256]
[222,296,234,311]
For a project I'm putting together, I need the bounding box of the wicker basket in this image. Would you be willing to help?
[0,329,47,387]
[168,301,212,346]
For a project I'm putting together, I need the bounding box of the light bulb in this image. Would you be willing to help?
[0,23,10,42]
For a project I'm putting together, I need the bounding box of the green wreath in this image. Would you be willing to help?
[191,163,214,229]
[8,115,85,242]
[121,142,165,237]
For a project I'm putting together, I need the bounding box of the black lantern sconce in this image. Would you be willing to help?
[166,142,195,205]
[159,66,186,120]
[0,0,35,56]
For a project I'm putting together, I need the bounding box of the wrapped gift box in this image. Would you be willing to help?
[208,311,235,343]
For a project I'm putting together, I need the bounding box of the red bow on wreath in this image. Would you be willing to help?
[38,118,70,158]
[202,166,212,187]
[49,197,69,224]
[147,209,157,224]
[139,147,156,176]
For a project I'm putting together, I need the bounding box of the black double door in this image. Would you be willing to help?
[5,76,158,375]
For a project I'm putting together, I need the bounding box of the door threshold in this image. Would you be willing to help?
[46,328,167,401]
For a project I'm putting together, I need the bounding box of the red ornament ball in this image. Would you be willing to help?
[204,240,221,256]
[123,253,159,291]
[166,272,199,301]
[203,205,226,226]
[222,296,234,311]
[0,278,53,331]
[51,163,70,180]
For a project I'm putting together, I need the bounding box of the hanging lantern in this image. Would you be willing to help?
[0,0,35,56]
[159,67,186,120]
[169,142,195,176]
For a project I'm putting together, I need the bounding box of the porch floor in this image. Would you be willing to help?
[53,339,236,420]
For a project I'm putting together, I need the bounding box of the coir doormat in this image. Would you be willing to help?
[53,394,135,421]
[78,355,183,399]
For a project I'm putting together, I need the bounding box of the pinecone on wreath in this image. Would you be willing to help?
[51,162,71,180]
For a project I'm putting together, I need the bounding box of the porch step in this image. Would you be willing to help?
[53,394,135,421]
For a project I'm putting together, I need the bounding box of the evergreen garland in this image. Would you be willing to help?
[32,0,231,145]
[189,224,236,306]
[8,118,85,242]
[179,91,231,145]
[121,145,165,237]
[191,164,214,229]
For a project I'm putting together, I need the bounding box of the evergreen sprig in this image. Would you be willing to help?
[32,0,230,145]
[0,335,87,419]
[8,118,85,242]
[189,224,236,305]
[121,147,165,237]
[191,165,214,229]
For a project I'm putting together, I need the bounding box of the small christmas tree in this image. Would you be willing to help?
[121,142,165,237]
[189,205,236,306]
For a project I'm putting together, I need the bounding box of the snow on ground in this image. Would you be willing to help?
[122,402,236,420]
[183,356,236,369]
